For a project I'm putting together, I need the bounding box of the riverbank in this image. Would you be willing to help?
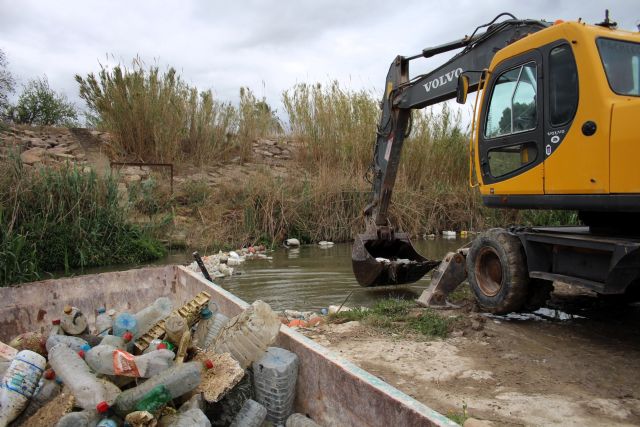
[295,286,640,426]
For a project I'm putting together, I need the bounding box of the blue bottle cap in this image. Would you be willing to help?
[81,344,91,352]
[200,307,213,319]
[97,307,106,314]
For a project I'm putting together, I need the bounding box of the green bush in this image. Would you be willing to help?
[10,76,78,126]
[0,158,165,285]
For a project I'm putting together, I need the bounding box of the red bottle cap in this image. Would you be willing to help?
[204,359,214,369]
[77,350,85,359]
[122,332,133,342]
[51,319,61,325]
[63,306,72,314]
[156,343,167,350]
[43,369,56,380]
[96,401,109,413]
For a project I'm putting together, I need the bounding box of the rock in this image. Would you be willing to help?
[124,174,141,182]
[20,147,45,164]
[464,418,494,427]
[471,320,483,331]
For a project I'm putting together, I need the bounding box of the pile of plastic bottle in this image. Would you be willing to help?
[187,247,272,279]
[0,297,323,427]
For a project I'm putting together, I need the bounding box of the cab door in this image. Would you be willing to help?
[478,50,544,195]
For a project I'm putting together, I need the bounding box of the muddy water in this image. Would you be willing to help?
[219,238,470,311]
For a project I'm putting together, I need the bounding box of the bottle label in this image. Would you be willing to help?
[113,350,140,377]
[3,358,43,398]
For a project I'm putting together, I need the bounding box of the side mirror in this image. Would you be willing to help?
[456,74,469,104]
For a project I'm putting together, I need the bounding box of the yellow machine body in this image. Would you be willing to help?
[472,22,640,210]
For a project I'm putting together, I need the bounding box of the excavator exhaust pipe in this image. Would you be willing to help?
[352,232,440,287]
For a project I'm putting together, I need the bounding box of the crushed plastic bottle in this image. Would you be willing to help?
[253,347,299,425]
[133,297,173,339]
[230,399,268,427]
[164,314,188,345]
[46,335,90,353]
[60,305,89,335]
[113,313,138,337]
[114,360,213,415]
[10,370,62,425]
[85,345,175,378]
[134,384,172,413]
[95,308,114,336]
[48,343,120,411]
[286,413,322,427]
[213,300,280,368]
[100,332,132,350]
[0,350,46,427]
[56,409,101,427]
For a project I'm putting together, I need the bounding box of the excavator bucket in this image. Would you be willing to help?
[352,232,440,287]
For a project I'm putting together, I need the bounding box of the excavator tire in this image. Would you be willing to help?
[466,228,529,314]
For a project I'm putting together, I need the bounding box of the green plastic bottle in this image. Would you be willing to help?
[134,385,172,413]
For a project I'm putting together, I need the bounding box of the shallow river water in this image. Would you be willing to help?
[197,238,470,311]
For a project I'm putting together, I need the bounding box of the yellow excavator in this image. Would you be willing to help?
[352,12,640,313]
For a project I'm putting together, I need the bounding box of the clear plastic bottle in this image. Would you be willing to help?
[113,360,213,415]
[133,297,173,338]
[230,399,268,427]
[46,335,90,353]
[0,350,46,427]
[112,313,138,337]
[56,409,101,427]
[96,415,122,427]
[162,408,211,427]
[142,339,174,354]
[85,345,175,378]
[49,319,63,338]
[213,301,280,368]
[48,343,120,411]
[253,347,299,425]
[10,370,62,424]
[60,305,89,335]
[286,414,322,427]
[193,305,227,350]
[95,308,113,336]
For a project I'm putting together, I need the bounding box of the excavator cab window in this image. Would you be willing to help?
[597,38,640,96]
[549,44,579,125]
[484,63,537,139]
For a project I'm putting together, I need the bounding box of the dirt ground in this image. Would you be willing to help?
[301,284,640,426]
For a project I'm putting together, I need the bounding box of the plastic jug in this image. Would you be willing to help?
[48,343,120,411]
[113,360,213,415]
[0,350,46,427]
[230,399,268,427]
[213,300,280,368]
[85,345,175,377]
[95,308,114,336]
[60,305,89,335]
[10,371,62,425]
[253,347,299,425]
[133,296,173,338]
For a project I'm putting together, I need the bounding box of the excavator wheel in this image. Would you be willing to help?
[466,228,529,314]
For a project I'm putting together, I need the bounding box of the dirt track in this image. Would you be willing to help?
[302,284,640,426]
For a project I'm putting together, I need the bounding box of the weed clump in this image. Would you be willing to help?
[330,298,456,339]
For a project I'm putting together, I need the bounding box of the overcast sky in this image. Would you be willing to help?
[1,0,638,120]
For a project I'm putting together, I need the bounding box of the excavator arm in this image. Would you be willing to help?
[353,14,549,287]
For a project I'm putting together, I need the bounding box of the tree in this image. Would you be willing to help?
[11,76,78,126]
[0,49,16,119]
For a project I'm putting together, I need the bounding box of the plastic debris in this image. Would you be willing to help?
[230,399,267,427]
[253,347,299,425]
[0,350,46,426]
